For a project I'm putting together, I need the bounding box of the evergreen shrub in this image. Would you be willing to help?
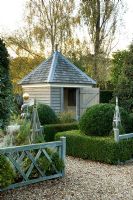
[55,130,133,164]
[79,103,132,136]
[23,149,64,177]
[100,90,113,103]
[44,122,79,141]
[14,120,31,145]
[0,155,15,189]
[37,104,58,125]
[0,39,13,128]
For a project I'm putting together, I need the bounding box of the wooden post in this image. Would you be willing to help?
[76,88,80,120]
[61,87,64,112]
[60,136,66,177]
[114,128,119,143]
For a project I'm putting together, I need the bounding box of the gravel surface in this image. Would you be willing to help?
[0,156,133,200]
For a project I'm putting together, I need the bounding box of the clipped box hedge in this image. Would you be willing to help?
[43,122,79,142]
[55,130,133,164]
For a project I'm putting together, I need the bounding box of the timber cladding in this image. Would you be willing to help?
[50,87,61,113]
[23,86,51,106]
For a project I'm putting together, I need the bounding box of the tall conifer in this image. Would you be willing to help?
[0,39,12,128]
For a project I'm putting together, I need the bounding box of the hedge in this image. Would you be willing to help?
[100,90,113,103]
[44,122,79,142]
[55,130,133,164]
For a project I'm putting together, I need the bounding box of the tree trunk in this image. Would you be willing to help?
[93,0,100,81]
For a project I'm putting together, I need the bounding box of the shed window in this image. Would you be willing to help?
[68,88,76,106]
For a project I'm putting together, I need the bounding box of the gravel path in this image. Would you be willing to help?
[0,156,133,200]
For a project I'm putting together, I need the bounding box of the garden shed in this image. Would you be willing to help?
[19,51,99,119]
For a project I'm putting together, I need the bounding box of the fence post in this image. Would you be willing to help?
[60,137,66,177]
[114,128,119,143]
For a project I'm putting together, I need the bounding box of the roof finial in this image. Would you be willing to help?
[55,44,58,52]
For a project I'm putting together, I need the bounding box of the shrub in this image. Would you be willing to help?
[22,149,64,177]
[0,39,13,129]
[14,94,23,112]
[55,130,133,164]
[58,111,76,123]
[15,120,31,145]
[100,90,113,103]
[52,152,65,171]
[0,129,4,138]
[33,134,45,144]
[0,155,15,188]
[37,104,58,125]
[79,103,132,136]
[44,122,79,142]
[129,112,133,119]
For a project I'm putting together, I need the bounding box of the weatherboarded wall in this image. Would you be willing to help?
[50,87,61,113]
[22,86,51,106]
[23,86,62,114]
[22,85,99,117]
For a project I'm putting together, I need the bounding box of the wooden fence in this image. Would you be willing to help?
[0,137,66,191]
[114,128,133,142]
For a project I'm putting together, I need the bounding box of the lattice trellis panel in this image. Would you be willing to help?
[0,137,66,191]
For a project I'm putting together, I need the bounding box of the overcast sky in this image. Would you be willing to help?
[0,0,133,53]
[0,0,25,32]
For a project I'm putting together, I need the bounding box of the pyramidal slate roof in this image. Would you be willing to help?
[19,51,96,85]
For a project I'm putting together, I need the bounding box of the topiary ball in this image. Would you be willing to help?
[37,104,58,125]
[79,103,131,136]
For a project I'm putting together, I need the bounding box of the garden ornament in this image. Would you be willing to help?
[113,97,121,142]
[113,96,121,129]
[30,99,44,143]
[21,93,34,119]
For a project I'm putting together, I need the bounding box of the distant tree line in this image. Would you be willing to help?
[2,0,124,93]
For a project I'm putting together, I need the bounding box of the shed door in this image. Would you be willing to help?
[80,87,99,115]
[64,88,76,118]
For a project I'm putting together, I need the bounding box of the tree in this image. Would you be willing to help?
[81,0,123,81]
[5,29,44,59]
[3,0,80,92]
[63,38,92,71]
[10,56,44,94]
[112,44,133,112]
[25,0,77,53]
[111,50,129,85]
[0,39,13,128]
[4,0,80,57]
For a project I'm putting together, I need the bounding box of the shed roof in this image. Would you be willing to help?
[19,51,96,85]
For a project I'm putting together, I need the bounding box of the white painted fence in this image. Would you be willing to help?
[114,128,133,143]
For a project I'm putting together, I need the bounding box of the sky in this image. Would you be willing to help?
[0,0,133,53]
[0,0,26,32]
